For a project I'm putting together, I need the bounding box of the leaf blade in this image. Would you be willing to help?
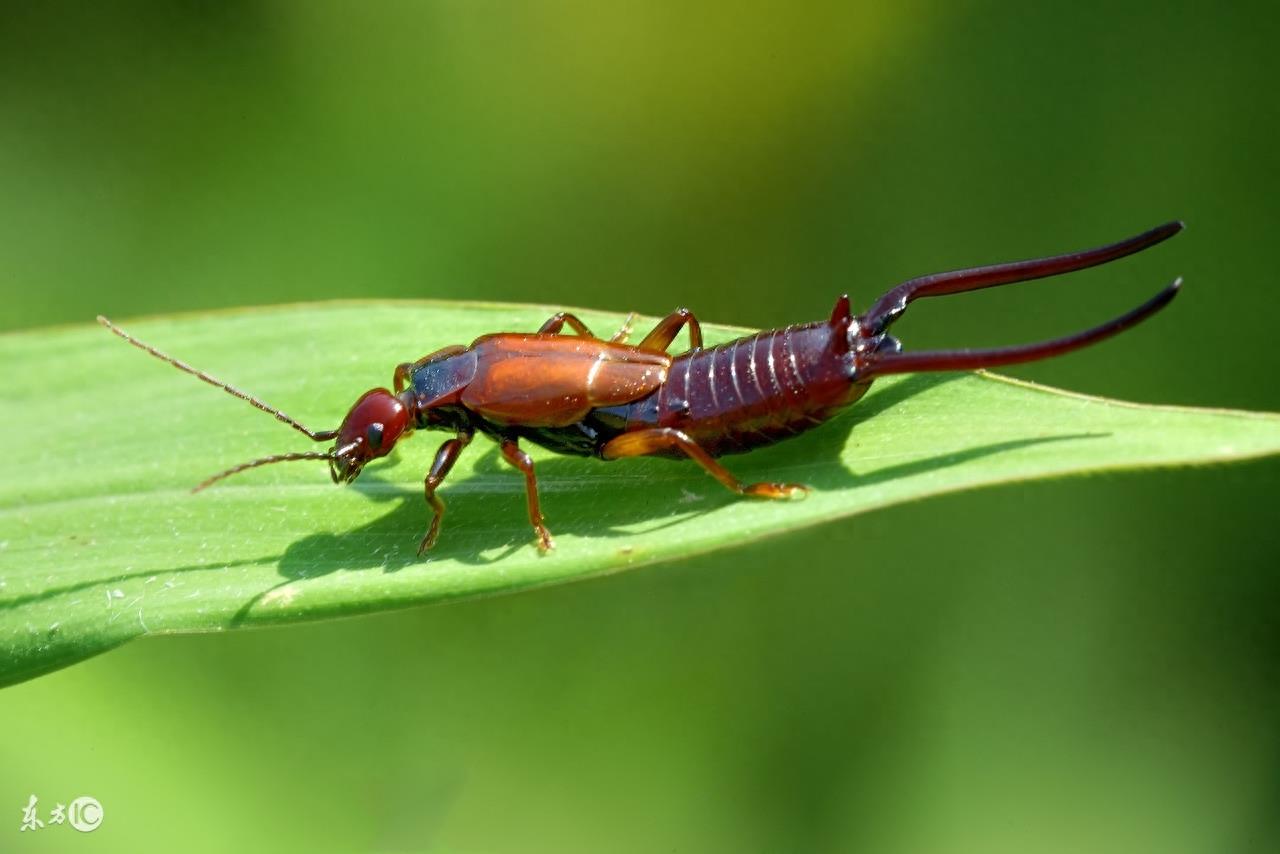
[3,301,1279,686]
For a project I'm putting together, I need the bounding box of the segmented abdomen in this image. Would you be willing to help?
[616,321,864,457]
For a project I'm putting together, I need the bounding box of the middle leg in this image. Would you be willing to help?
[500,438,556,551]
[537,312,598,338]
[537,311,637,343]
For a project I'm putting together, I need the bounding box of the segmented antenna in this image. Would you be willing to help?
[192,451,334,493]
[98,316,337,442]
[191,439,361,493]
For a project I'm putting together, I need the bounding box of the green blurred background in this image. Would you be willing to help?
[2,2,1278,851]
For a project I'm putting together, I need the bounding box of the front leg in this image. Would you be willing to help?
[418,431,473,555]
[499,438,555,551]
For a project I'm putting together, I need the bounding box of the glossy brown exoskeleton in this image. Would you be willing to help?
[101,221,1183,553]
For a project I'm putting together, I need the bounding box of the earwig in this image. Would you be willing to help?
[101,221,1183,553]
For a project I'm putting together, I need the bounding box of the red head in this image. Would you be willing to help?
[329,388,411,483]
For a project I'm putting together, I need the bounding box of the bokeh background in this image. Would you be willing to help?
[3,2,1278,851]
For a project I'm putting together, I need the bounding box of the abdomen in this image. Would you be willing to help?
[593,322,869,457]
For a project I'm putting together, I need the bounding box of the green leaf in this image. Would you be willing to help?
[3,302,1279,687]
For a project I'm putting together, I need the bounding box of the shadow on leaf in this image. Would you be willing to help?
[239,374,1102,625]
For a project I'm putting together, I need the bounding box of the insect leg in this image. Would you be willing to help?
[499,439,556,550]
[418,431,473,555]
[539,311,638,342]
[537,312,599,339]
[609,312,638,343]
[637,308,703,353]
[394,363,413,394]
[601,428,808,499]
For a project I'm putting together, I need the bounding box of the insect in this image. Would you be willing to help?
[101,221,1183,553]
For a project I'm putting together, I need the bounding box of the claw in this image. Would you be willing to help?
[743,482,811,500]
[417,521,441,556]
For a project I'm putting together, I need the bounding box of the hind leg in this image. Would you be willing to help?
[637,308,703,353]
[601,428,808,499]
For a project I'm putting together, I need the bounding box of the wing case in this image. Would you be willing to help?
[461,334,670,427]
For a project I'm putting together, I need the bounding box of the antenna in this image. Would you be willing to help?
[98,316,337,442]
[192,451,334,492]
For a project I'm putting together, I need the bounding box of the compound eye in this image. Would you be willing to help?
[366,423,384,451]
